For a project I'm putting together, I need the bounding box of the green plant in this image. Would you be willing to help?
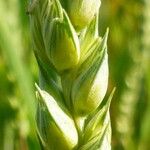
[0,0,40,149]
[28,0,114,149]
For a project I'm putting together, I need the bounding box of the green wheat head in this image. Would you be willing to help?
[28,0,115,149]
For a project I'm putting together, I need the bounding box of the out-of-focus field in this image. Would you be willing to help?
[0,0,149,150]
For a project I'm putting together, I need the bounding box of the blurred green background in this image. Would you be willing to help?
[0,0,149,150]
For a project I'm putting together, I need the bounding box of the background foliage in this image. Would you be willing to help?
[0,0,149,150]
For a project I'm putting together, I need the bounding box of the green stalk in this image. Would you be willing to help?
[139,0,150,149]
[28,0,114,149]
